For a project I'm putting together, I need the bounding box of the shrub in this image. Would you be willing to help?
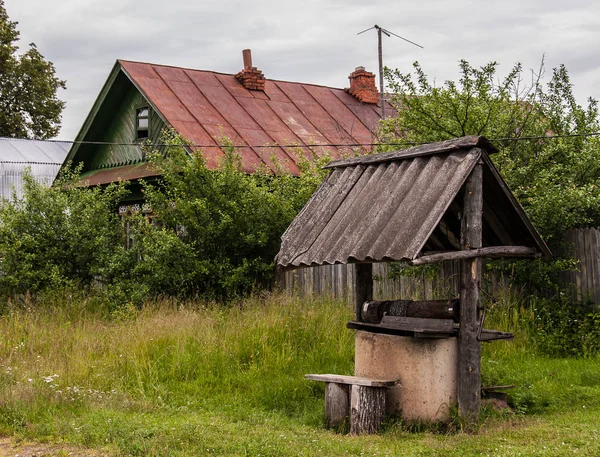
[137,131,329,301]
[0,132,330,306]
[0,168,127,300]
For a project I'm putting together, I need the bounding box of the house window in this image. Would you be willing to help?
[136,107,149,140]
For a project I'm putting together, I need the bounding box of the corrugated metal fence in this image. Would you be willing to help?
[0,163,61,199]
[282,227,600,303]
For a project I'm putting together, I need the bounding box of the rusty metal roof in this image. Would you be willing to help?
[276,136,550,269]
[79,162,158,186]
[117,60,391,175]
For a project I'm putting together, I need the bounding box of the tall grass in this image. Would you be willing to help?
[0,290,600,455]
[0,293,355,436]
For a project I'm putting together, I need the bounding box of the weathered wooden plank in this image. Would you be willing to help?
[348,263,355,304]
[411,246,539,266]
[325,136,497,169]
[325,382,349,429]
[478,329,514,341]
[347,320,454,339]
[305,374,398,387]
[588,229,595,302]
[380,315,455,333]
[590,229,597,302]
[341,264,348,301]
[314,263,321,295]
[585,229,592,300]
[573,230,582,301]
[585,229,595,303]
[578,229,588,301]
[481,385,515,392]
[576,229,585,300]
[458,161,483,423]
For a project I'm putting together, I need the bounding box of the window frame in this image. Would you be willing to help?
[135,105,150,141]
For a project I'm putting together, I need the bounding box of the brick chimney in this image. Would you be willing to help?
[346,66,379,104]
[235,49,265,91]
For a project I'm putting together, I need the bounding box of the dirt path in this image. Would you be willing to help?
[0,438,107,457]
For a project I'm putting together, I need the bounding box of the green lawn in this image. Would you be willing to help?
[0,294,599,456]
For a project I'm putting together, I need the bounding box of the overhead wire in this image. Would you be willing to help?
[6,131,600,149]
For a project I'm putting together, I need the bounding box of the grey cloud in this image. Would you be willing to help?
[4,0,600,140]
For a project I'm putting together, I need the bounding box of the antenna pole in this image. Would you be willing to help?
[377,26,385,118]
[358,25,422,121]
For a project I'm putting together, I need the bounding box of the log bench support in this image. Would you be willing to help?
[305,374,399,434]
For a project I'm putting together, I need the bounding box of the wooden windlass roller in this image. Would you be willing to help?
[361,299,460,324]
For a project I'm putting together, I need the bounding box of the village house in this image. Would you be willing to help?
[61,50,393,214]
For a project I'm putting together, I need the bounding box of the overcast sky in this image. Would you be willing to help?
[5,0,600,140]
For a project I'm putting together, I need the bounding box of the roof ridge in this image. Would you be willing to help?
[0,137,71,144]
[325,136,498,169]
[118,59,354,92]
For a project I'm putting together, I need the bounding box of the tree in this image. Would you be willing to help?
[381,60,600,247]
[0,0,65,139]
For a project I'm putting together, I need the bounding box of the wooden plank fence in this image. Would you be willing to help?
[282,227,600,304]
[560,228,600,304]
[281,261,462,302]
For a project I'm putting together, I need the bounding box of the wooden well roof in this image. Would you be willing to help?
[276,136,551,270]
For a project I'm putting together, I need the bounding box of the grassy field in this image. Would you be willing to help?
[0,293,599,456]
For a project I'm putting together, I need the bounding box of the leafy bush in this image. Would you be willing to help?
[0,131,329,306]
[533,296,600,357]
[0,168,127,300]
[103,217,203,306]
[138,131,329,301]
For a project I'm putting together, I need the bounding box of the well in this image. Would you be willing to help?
[276,136,551,425]
[355,331,458,422]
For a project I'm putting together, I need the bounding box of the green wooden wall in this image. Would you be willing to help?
[77,70,166,172]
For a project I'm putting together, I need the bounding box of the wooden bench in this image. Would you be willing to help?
[305,374,400,434]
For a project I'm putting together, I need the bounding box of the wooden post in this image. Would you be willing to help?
[354,263,373,321]
[458,161,483,423]
[350,384,387,435]
[273,264,285,292]
[325,382,349,429]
